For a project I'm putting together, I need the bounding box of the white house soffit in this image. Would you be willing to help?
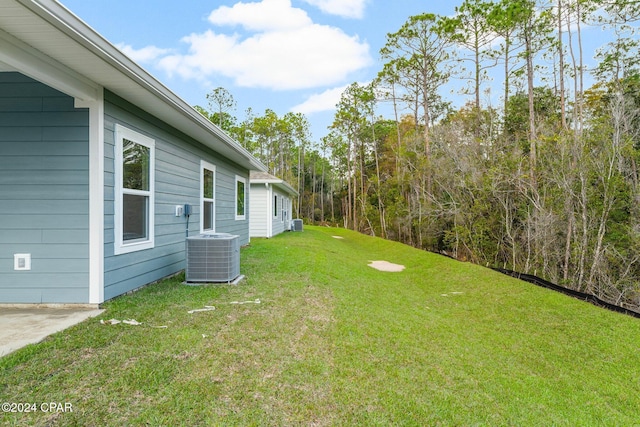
[0,57,15,71]
[0,27,100,101]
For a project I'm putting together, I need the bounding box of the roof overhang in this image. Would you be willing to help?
[0,0,266,172]
[250,175,298,197]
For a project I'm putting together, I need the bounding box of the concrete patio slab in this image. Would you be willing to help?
[0,307,104,357]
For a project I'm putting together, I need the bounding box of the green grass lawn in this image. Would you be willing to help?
[2,225,640,426]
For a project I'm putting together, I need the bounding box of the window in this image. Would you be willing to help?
[273,194,278,218]
[235,176,246,220]
[201,161,216,232]
[114,124,155,254]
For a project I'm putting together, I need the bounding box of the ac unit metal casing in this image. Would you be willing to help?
[186,233,240,283]
[292,219,303,232]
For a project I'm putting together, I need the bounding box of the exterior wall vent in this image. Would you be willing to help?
[14,254,31,271]
[185,233,240,283]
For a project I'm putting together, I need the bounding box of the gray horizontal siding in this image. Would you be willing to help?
[0,169,88,185]
[0,185,88,200]
[0,112,88,127]
[0,286,89,304]
[0,214,88,229]
[0,229,88,244]
[0,130,88,145]
[103,92,250,300]
[0,72,90,304]
[0,156,88,171]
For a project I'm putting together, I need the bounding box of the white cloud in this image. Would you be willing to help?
[291,85,349,114]
[299,0,367,19]
[116,43,171,63]
[157,0,371,90]
[291,80,372,114]
[209,0,311,31]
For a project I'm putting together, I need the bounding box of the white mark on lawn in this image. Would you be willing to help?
[100,318,143,325]
[367,260,405,272]
[332,236,344,239]
[229,299,261,305]
[101,318,168,328]
[441,292,464,297]
[188,306,216,314]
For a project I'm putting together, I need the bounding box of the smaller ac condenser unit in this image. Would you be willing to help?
[186,233,240,283]
[292,219,303,232]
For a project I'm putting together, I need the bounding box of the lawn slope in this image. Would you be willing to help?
[2,226,640,426]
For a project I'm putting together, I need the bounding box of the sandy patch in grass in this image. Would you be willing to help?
[367,260,405,272]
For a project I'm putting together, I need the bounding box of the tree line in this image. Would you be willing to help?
[196,0,640,310]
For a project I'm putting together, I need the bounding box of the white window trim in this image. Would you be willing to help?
[114,124,155,255]
[200,160,216,233]
[235,175,247,221]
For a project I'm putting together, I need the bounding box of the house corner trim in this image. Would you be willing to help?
[76,94,105,304]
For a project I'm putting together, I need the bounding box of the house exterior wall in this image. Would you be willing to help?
[103,92,250,299]
[271,188,290,236]
[0,74,253,303]
[249,184,269,237]
[250,183,293,238]
[0,72,90,303]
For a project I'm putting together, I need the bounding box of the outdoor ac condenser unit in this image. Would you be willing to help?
[185,233,240,283]
[292,219,303,232]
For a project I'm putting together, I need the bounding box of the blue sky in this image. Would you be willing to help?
[58,0,613,144]
[58,0,456,141]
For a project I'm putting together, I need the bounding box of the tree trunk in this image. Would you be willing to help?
[578,169,589,289]
[526,30,537,187]
[311,158,316,223]
[320,159,325,223]
[557,0,567,129]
